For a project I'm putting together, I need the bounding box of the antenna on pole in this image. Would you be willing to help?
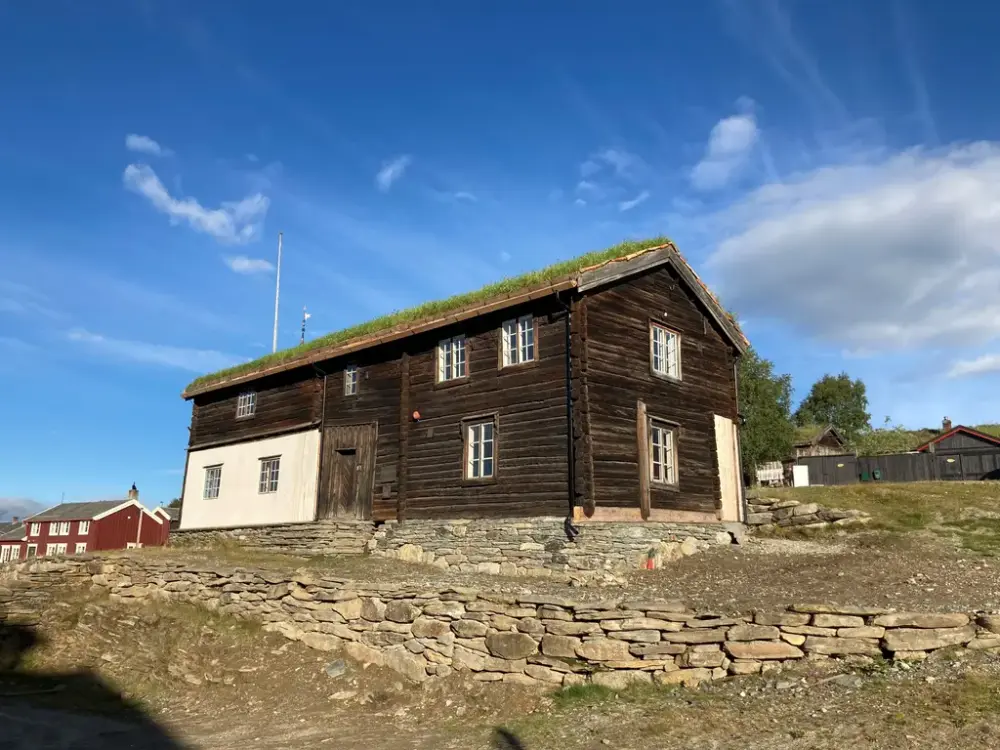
[300,307,311,345]
[272,232,283,353]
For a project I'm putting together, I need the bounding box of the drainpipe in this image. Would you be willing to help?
[556,291,579,542]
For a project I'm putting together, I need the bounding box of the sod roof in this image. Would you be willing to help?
[183,236,746,398]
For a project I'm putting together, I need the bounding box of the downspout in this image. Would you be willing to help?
[556,291,580,542]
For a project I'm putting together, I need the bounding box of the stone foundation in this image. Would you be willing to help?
[746,497,871,531]
[369,517,742,577]
[4,557,1000,690]
[170,521,375,555]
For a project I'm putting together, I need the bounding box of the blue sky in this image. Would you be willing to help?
[2,1,999,515]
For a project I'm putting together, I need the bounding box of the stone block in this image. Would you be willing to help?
[727,624,780,641]
[411,617,451,639]
[422,600,465,619]
[838,626,886,639]
[452,620,489,638]
[803,637,881,656]
[608,630,661,643]
[791,604,886,616]
[724,640,803,660]
[619,618,684,632]
[661,629,727,644]
[630,643,686,657]
[591,671,652,689]
[541,635,581,658]
[485,632,538,659]
[755,612,811,627]
[977,614,1000,634]
[874,613,970,629]
[679,650,726,668]
[780,633,806,646]
[792,503,821,516]
[781,625,838,637]
[728,660,762,675]
[483,656,526,673]
[525,665,566,684]
[543,621,602,636]
[882,626,976,652]
[300,633,342,652]
[812,614,865,628]
[576,638,632,661]
[385,601,420,623]
[452,645,487,671]
[654,668,713,687]
[518,618,546,635]
[966,636,1000,651]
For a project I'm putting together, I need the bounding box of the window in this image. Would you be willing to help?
[465,420,496,480]
[0,546,14,563]
[501,315,535,367]
[50,521,70,536]
[344,365,359,396]
[26,545,36,558]
[236,391,257,419]
[46,543,67,556]
[437,336,467,382]
[203,465,222,500]
[650,323,681,379]
[259,456,281,494]
[75,543,87,555]
[649,421,678,486]
[29,523,39,536]
[78,521,90,535]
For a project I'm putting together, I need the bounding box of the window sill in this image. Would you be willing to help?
[650,481,681,492]
[236,414,256,421]
[499,359,539,373]
[651,370,683,384]
[433,376,470,390]
[461,476,497,486]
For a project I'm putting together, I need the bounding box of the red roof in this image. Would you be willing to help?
[914,425,1000,452]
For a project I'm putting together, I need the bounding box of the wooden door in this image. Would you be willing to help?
[317,423,378,520]
[714,414,742,521]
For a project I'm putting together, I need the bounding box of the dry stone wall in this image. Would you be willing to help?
[170,521,375,556]
[5,557,1000,690]
[746,496,871,531]
[369,518,742,578]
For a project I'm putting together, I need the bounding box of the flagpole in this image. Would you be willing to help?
[271,232,283,353]
[300,307,310,345]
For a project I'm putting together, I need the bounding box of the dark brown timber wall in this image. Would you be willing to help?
[584,265,739,514]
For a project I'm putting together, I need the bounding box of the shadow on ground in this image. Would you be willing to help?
[0,621,185,749]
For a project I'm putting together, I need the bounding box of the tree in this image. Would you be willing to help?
[738,347,796,481]
[853,416,919,455]
[167,498,182,508]
[794,372,871,441]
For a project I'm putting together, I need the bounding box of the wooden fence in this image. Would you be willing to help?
[797,450,1000,486]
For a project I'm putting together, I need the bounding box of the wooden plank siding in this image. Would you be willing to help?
[403,298,570,519]
[583,264,739,514]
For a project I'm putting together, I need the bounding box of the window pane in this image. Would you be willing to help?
[483,457,493,477]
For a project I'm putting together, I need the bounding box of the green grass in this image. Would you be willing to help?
[185,236,678,393]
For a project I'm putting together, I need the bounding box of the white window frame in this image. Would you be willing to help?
[437,336,468,382]
[236,391,257,419]
[74,542,87,555]
[203,465,222,500]
[0,546,12,563]
[46,543,67,556]
[78,521,90,535]
[344,365,359,396]
[50,521,70,536]
[29,523,40,536]
[501,315,535,367]
[650,323,681,380]
[465,419,496,480]
[259,456,281,494]
[26,544,37,558]
[649,420,678,486]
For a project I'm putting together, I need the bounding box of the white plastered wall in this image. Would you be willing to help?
[180,429,321,530]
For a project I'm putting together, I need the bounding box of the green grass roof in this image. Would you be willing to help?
[185,236,675,395]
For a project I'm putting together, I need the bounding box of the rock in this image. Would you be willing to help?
[967,636,1000,650]
[524,665,565,684]
[289,586,314,602]
[592,671,652,689]
[619,618,684,632]
[976,614,1000,634]
[473,672,503,682]
[838,626,886,639]
[385,602,420,623]
[629,643,686,657]
[724,641,804,660]
[423,600,465,619]
[300,633,342,652]
[882,626,976,652]
[755,612,811,627]
[452,620,489,638]
[502,673,540,686]
[544,621,602,636]
[679,650,726,668]
[608,630,660,643]
[492,615,519,632]
[411,617,451,639]
[792,503,820,516]
[661,629,727,644]
[781,625,839,637]
[477,562,501,575]
[343,641,384,666]
[485,633,538,660]
[361,598,386,622]
[453,645,487,671]
[518,618,546,635]
[382,645,428,683]
[679,537,700,557]
[772,499,800,509]
[654,668,713,687]
[577,639,633,661]
[780,633,807,646]
[746,512,774,525]
[874,613,970,629]
[541,635,581,658]
[803,637,881,656]
[324,660,347,679]
[791,604,886,616]
[728,661,762,675]
[727,624,781,642]
[484,657,526,673]
[395,544,425,563]
[813,614,865,628]
[893,650,927,662]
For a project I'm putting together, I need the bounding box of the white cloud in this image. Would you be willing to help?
[691,112,759,190]
[123,164,269,244]
[707,142,1000,353]
[580,159,601,177]
[453,191,477,202]
[574,198,587,207]
[500,251,512,263]
[224,255,274,274]
[376,155,412,192]
[948,354,1000,379]
[619,190,650,212]
[581,149,644,180]
[67,329,239,373]
[125,134,172,157]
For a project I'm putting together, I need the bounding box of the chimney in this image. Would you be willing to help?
[11,516,18,524]
[942,417,953,432]
[128,482,139,501]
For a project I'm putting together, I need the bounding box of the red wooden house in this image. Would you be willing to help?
[0,486,169,563]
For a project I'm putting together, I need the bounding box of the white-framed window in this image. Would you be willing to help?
[501,315,535,367]
[236,391,257,419]
[28,523,40,536]
[203,465,222,500]
[78,521,90,535]
[259,456,281,494]
[650,323,681,379]
[0,546,14,563]
[344,365,359,396]
[50,521,70,536]
[437,336,468,382]
[465,419,496,480]
[649,420,678,486]
[46,543,67,556]
[26,545,37,558]
[74,543,87,555]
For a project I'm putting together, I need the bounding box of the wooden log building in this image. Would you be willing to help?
[177,239,749,533]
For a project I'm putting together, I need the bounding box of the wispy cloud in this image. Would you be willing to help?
[67,329,240,373]
[429,189,477,204]
[691,109,759,190]
[948,354,1000,379]
[619,190,651,212]
[224,255,275,274]
[376,155,412,192]
[580,148,645,181]
[890,0,937,144]
[0,280,62,320]
[125,134,172,157]
[123,163,269,244]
